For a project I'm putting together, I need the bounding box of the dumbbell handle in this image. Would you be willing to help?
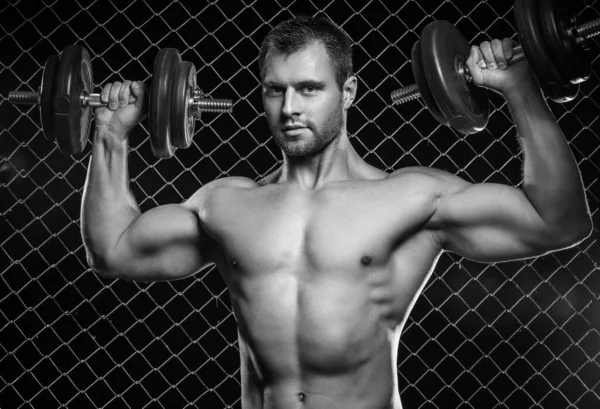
[391,16,600,105]
[391,44,525,105]
[8,90,232,113]
[8,90,135,108]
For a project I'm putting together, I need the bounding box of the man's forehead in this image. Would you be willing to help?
[262,41,334,80]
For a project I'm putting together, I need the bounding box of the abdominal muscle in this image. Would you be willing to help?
[230,267,403,409]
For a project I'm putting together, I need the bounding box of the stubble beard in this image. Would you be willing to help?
[273,101,344,158]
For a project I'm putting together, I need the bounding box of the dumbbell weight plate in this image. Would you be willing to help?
[150,48,180,158]
[515,0,578,103]
[40,55,58,142]
[538,0,590,85]
[170,61,196,149]
[53,45,93,155]
[420,20,489,135]
[411,40,447,126]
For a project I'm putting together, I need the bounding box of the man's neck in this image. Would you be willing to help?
[277,133,362,189]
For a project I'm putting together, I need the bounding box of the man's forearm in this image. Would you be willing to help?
[80,127,141,262]
[505,81,591,234]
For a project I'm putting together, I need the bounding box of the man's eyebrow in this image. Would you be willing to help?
[262,80,283,87]
[262,80,327,87]
[296,80,326,88]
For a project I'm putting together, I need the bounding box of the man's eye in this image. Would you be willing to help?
[302,86,318,93]
[265,86,283,95]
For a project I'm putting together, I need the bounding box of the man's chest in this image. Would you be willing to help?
[203,182,438,272]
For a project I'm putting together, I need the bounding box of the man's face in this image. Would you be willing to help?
[261,41,345,157]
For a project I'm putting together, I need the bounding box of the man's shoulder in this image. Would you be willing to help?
[205,176,259,190]
[184,176,258,209]
[390,165,446,178]
[389,166,466,183]
[387,166,471,196]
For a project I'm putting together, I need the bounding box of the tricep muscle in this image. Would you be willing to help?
[433,182,565,262]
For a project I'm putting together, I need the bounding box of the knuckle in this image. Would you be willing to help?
[111,82,122,93]
[101,85,111,100]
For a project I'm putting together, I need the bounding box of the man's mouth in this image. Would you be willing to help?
[281,124,306,131]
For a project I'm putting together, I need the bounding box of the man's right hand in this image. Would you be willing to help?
[95,80,148,139]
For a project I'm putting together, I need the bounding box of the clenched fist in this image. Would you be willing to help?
[466,39,536,94]
[94,80,148,139]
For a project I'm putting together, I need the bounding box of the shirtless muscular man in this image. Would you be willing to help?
[81,16,592,409]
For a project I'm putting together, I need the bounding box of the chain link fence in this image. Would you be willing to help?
[1,0,599,408]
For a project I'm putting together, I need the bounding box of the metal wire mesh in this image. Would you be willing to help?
[1,0,599,408]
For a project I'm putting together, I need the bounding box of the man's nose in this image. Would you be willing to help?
[282,89,301,117]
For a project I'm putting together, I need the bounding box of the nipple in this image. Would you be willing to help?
[360,255,372,266]
[232,259,238,267]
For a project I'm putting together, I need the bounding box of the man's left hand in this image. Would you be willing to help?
[466,38,536,95]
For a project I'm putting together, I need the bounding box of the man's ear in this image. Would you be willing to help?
[343,75,357,109]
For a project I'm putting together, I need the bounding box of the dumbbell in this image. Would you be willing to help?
[390,0,599,135]
[8,45,232,158]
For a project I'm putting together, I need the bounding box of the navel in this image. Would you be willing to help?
[298,392,306,402]
[360,255,372,266]
[231,258,238,268]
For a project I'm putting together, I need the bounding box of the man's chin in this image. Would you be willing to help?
[279,142,311,157]
[278,137,337,158]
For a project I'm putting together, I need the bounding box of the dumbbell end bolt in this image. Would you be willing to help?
[390,84,421,105]
[8,91,39,105]
[192,89,232,116]
[575,17,600,44]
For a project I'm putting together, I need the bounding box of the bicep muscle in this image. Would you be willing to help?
[106,203,215,280]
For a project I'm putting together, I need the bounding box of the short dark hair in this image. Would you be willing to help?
[258,16,353,90]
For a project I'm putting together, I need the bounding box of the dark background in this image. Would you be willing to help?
[1,0,599,408]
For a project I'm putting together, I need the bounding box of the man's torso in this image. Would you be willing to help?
[199,169,444,408]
